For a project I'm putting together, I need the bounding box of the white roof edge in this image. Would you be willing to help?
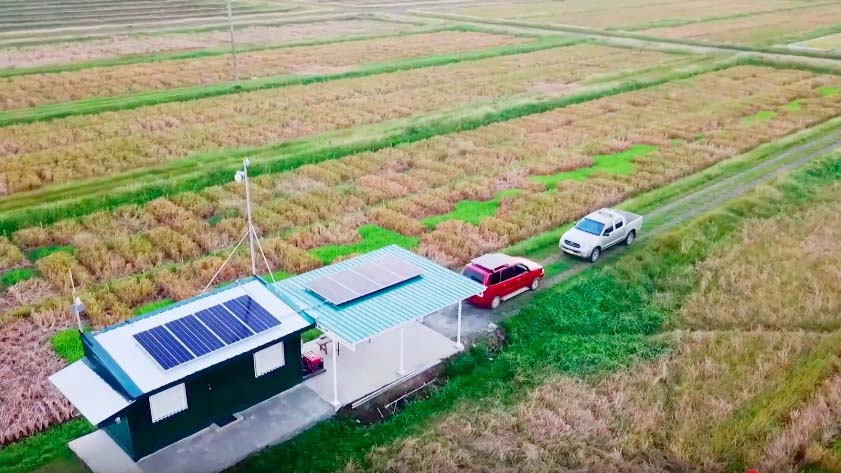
[49,360,133,425]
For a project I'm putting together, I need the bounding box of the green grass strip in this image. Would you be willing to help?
[50,329,84,363]
[25,245,74,261]
[0,419,93,473]
[0,35,577,127]
[531,144,654,189]
[0,267,36,288]
[819,85,839,97]
[421,189,521,229]
[742,110,776,123]
[310,224,419,265]
[134,298,175,316]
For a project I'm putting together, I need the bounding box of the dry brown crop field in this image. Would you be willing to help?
[447,0,810,31]
[799,32,841,51]
[0,44,685,194]
[0,19,420,69]
[0,30,526,110]
[640,3,841,46]
[362,183,841,473]
[2,65,839,445]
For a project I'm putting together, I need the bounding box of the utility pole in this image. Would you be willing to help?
[226,0,239,83]
[236,158,256,275]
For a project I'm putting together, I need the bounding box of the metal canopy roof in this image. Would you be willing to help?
[49,359,134,425]
[272,245,485,347]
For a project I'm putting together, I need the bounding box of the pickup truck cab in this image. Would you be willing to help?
[559,208,643,263]
[463,253,544,309]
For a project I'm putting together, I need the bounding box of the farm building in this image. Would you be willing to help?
[49,277,315,461]
[49,245,485,467]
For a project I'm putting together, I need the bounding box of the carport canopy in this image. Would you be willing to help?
[270,245,485,406]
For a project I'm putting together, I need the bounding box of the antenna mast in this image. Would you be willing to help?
[68,270,84,332]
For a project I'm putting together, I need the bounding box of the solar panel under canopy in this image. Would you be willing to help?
[304,253,422,305]
[133,295,281,371]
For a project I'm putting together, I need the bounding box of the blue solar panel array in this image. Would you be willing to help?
[132,295,281,370]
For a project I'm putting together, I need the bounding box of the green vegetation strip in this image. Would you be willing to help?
[231,149,841,473]
[0,267,35,289]
[531,144,653,189]
[0,35,575,127]
[422,189,521,228]
[0,54,736,236]
[134,298,175,316]
[310,224,419,265]
[51,329,84,363]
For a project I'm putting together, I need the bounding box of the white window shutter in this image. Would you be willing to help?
[254,342,285,377]
[149,383,187,423]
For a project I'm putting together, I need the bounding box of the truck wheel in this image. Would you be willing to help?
[530,278,541,290]
[589,247,601,263]
[625,230,636,246]
[491,296,501,309]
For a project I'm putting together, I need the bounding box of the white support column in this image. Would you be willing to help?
[331,338,340,409]
[398,326,406,376]
[455,301,464,351]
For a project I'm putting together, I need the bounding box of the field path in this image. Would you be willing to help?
[423,127,841,340]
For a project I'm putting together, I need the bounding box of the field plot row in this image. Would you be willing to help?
[0,44,683,194]
[2,65,839,445]
[0,30,526,110]
[0,0,297,33]
[0,18,418,70]
[639,2,841,46]
[446,0,809,32]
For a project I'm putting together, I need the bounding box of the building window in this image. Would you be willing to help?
[149,384,187,423]
[254,342,285,378]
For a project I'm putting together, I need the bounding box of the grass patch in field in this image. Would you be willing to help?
[743,110,776,123]
[26,245,74,262]
[310,224,419,265]
[50,329,84,363]
[134,298,174,316]
[422,189,521,229]
[530,144,655,190]
[0,419,92,473]
[818,85,839,97]
[0,267,36,288]
[301,328,323,343]
[783,99,802,111]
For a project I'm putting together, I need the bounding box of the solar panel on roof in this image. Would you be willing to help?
[223,296,280,333]
[305,254,422,305]
[134,295,282,371]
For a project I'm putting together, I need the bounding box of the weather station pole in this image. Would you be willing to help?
[225,0,239,83]
[236,158,257,275]
[68,270,84,332]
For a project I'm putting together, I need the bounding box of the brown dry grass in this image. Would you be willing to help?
[0,237,25,271]
[0,31,525,110]
[680,189,841,331]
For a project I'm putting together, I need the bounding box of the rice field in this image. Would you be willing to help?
[0,18,421,69]
[0,43,684,194]
[795,32,841,52]
[2,2,841,469]
[639,3,841,46]
[446,0,809,31]
[0,30,526,110]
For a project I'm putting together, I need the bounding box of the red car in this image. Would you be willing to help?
[463,253,544,309]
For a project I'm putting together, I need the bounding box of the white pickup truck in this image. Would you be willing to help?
[559,208,643,263]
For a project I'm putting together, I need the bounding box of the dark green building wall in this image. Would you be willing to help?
[103,330,306,460]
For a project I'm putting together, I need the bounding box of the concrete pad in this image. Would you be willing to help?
[72,385,333,473]
[304,321,459,406]
[70,430,141,473]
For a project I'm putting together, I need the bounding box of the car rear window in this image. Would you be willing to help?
[462,266,486,284]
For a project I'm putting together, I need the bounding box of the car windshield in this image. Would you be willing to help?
[575,218,605,236]
[462,267,486,284]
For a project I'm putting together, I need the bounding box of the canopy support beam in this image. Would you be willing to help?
[455,301,464,351]
[331,338,340,409]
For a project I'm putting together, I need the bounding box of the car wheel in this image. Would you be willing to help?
[491,296,501,309]
[530,278,541,290]
[625,230,636,246]
[589,247,601,263]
